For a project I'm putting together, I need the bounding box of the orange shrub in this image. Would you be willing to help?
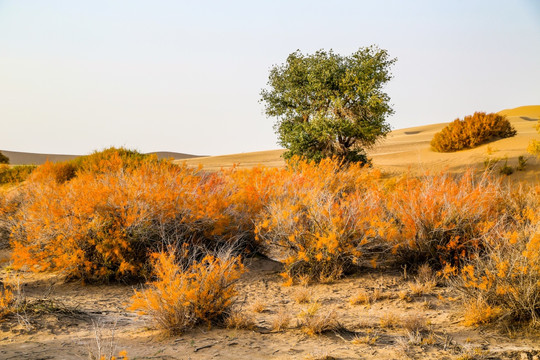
[0,189,22,249]
[455,203,540,326]
[129,248,244,334]
[528,119,540,156]
[11,160,231,280]
[384,170,505,267]
[9,148,281,281]
[255,158,389,283]
[0,281,14,320]
[431,112,516,152]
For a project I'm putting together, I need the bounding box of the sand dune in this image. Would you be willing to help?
[178,105,540,181]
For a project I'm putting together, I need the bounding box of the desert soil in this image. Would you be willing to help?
[1,251,539,360]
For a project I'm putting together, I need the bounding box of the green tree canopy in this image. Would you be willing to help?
[260,46,396,164]
[0,151,9,164]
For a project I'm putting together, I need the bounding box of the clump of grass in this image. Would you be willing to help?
[293,286,312,304]
[271,309,292,332]
[249,299,266,313]
[299,303,340,335]
[379,312,400,329]
[351,333,378,345]
[349,289,371,305]
[225,309,256,330]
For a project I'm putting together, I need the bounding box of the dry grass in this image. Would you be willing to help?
[225,309,256,330]
[351,334,379,346]
[294,286,313,304]
[299,303,340,335]
[379,312,400,329]
[249,299,266,313]
[270,308,292,332]
[349,288,386,305]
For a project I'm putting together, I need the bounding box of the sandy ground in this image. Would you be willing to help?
[175,107,540,182]
[1,251,539,360]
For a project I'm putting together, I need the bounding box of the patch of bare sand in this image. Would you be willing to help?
[1,257,539,359]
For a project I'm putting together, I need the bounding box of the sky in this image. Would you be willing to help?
[1,0,539,156]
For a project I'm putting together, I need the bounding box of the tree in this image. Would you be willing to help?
[0,151,9,164]
[260,46,396,165]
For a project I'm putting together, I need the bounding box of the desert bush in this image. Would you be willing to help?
[454,216,540,327]
[0,151,8,164]
[0,189,22,249]
[384,170,505,268]
[255,157,389,283]
[0,165,37,185]
[129,248,244,334]
[9,146,287,280]
[528,120,540,156]
[11,158,239,280]
[225,309,256,330]
[431,112,516,152]
[0,281,14,320]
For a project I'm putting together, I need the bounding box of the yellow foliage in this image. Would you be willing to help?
[431,112,516,152]
[129,248,244,334]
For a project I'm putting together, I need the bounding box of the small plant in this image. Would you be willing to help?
[225,309,256,330]
[351,334,379,345]
[379,312,400,328]
[408,280,436,297]
[483,157,500,171]
[498,158,514,175]
[401,313,428,333]
[249,299,266,313]
[462,298,502,327]
[299,303,340,335]
[398,290,413,302]
[271,308,292,332]
[527,119,540,156]
[87,319,128,360]
[293,286,312,304]
[129,247,244,335]
[485,145,497,155]
[349,289,371,305]
[516,155,528,171]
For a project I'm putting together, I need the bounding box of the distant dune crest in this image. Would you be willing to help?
[0,150,203,166]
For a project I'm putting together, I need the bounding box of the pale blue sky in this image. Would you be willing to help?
[1,0,539,156]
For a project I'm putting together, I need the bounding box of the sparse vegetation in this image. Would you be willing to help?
[431,112,516,152]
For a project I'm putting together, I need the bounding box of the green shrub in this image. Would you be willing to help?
[431,112,516,152]
[0,152,9,164]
